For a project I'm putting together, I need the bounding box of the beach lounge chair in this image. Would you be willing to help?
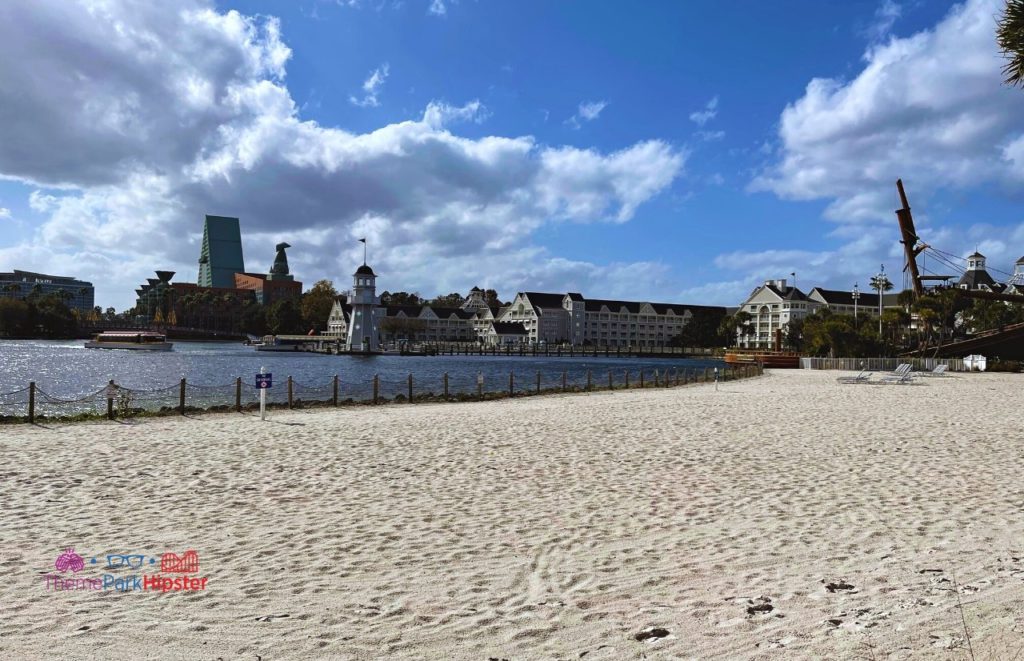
[880,363,915,384]
[919,364,949,377]
[836,370,872,383]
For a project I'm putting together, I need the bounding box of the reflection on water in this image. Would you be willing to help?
[0,340,725,414]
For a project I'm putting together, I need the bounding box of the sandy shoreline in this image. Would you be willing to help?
[1,369,1023,659]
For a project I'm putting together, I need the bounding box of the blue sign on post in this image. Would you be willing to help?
[256,373,273,389]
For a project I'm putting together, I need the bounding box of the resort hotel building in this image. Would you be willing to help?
[733,278,903,349]
[326,261,726,347]
[0,270,95,312]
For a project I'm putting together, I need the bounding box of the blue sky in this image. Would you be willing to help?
[0,0,1022,309]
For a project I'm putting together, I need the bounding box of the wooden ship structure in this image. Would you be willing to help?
[894,179,1024,358]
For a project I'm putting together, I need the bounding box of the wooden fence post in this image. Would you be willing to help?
[28,381,35,423]
[107,379,115,420]
[333,375,339,406]
[509,371,514,397]
[703,368,709,382]
[287,376,293,408]
[640,370,645,388]
[561,371,567,392]
[235,377,242,412]
[625,370,629,388]
[587,370,592,391]
[654,370,659,387]
[408,373,413,402]
[477,372,483,400]
[373,374,379,404]
[674,368,680,386]
[443,372,449,398]
[179,378,186,414]
[536,371,541,394]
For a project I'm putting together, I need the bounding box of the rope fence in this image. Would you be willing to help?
[0,364,763,423]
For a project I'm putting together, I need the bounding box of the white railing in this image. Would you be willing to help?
[800,357,966,372]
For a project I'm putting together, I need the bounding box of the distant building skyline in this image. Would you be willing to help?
[0,270,94,312]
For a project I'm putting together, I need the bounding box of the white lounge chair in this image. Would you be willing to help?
[837,370,872,384]
[880,363,915,384]
[919,364,949,377]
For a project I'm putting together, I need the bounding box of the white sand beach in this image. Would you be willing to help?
[1,369,1023,659]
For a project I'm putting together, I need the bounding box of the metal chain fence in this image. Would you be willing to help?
[0,364,763,423]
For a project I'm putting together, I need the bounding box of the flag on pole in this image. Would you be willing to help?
[358,238,366,244]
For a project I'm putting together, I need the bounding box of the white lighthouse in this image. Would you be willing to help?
[346,263,380,353]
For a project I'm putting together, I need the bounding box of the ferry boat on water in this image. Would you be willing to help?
[84,331,174,351]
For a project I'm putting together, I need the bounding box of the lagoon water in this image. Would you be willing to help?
[0,340,724,415]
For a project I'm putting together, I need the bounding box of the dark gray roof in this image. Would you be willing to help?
[385,305,473,319]
[385,305,424,317]
[492,322,528,335]
[523,292,567,309]
[967,252,985,260]
[812,287,882,306]
[764,284,808,301]
[355,264,375,276]
[567,292,584,302]
[585,298,725,315]
[430,306,475,320]
[585,298,640,313]
[958,268,997,289]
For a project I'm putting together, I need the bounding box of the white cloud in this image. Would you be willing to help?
[752,0,1024,223]
[349,63,389,108]
[578,101,607,121]
[863,0,901,42]
[0,0,686,309]
[688,96,718,126]
[695,130,725,142]
[421,99,488,128]
[1004,135,1024,179]
[428,0,446,16]
[0,207,10,218]
[565,100,608,129]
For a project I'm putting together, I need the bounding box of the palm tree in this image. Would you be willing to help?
[999,0,1024,87]
[869,273,893,297]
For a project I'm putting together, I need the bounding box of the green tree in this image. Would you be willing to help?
[483,289,503,307]
[240,301,268,336]
[301,280,338,331]
[672,308,727,348]
[266,299,304,335]
[0,298,30,337]
[962,298,1024,333]
[718,311,752,347]
[869,273,893,301]
[429,292,465,307]
[380,316,428,342]
[380,291,423,306]
[28,293,78,338]
[999,0,1024,87]
[801,310,882,357]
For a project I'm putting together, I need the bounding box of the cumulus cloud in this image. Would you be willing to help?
[565,100,608,129]
[752,0,1024,223]
[349,63,390,108]
[0,207,10,218]
[428,0,446,16]
[863,0,901,42]
[0,0,685,308]
[688,96,718,126]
